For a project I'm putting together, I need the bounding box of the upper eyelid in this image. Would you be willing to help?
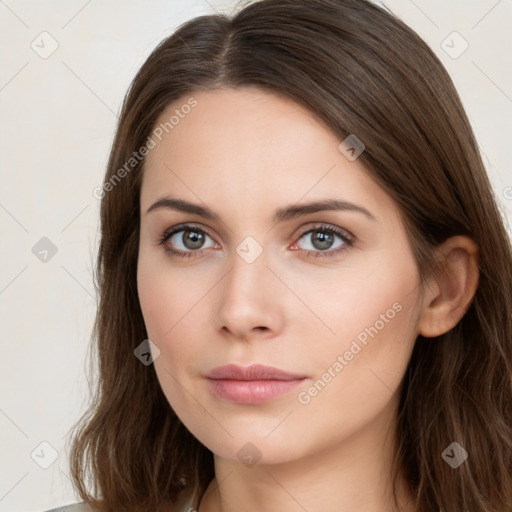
[164,223,215,239]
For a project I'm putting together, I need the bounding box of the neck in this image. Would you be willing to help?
[196,402,417,512]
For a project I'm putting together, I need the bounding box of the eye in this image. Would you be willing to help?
[157,223,354,259]
[290,224,354,258]
[157,224,218,259]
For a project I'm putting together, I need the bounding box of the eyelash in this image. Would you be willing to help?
[157,223,354,259]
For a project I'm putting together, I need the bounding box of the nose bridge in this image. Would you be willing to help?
[213,235,279,335]
[225,235,270,300]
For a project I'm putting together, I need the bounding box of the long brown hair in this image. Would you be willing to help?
[68,1,512,511]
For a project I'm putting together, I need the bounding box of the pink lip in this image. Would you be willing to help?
[205,364,308,404]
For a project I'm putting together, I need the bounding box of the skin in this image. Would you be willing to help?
[137,87,479,512]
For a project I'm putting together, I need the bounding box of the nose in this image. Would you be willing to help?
[212,247,284,341]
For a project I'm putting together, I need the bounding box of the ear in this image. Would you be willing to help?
[418,235,479,338]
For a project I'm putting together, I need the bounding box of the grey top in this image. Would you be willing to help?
[43,506,92,512]
[44,490,197,512]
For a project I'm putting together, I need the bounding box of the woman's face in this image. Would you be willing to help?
[137,86,424,465]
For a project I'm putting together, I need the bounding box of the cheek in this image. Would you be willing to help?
[287,294,419,459]
[137,252,208,418]
[137,248,205,341]
[136,249,217,388]
[297,251,421,421]
[301,237,418,363]
[304,255,419,353]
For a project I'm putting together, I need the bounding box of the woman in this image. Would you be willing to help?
[49,0,512,511]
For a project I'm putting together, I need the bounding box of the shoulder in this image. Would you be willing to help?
[42,504,94,512]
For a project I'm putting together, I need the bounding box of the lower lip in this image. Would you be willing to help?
[206,378,306,404]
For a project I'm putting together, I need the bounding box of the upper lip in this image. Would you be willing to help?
[206,364,307,381]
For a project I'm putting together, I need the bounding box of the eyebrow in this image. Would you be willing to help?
[145,196,377,223]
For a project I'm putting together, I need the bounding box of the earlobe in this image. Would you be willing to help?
[417,236,479,338]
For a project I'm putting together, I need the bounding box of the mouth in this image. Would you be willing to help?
[205,364,308,404]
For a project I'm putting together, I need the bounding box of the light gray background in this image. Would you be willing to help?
[1,1,511,511]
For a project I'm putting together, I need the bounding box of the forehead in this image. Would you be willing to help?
[144,86,336,174]
[140,87,397,224]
